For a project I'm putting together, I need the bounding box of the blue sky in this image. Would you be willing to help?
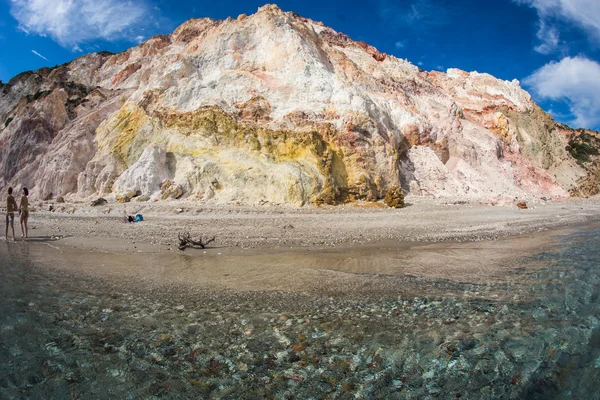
[1,0,600,129]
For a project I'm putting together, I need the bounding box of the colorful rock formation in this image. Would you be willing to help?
[0,5,597,205]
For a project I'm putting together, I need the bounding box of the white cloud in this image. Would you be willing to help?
[395,40,407,49]
[534,21,560,54]
[524,56,600,128]
[10,0,152,50]
[31,49,47,60]
[517,0,600,52]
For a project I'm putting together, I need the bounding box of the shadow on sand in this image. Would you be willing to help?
[17,235,72,243]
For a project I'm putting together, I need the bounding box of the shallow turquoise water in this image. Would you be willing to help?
[516,226,600,398]
[0,226,599,399]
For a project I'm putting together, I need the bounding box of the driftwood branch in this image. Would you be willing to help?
[178,232,216,251]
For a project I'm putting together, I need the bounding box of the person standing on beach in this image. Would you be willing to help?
[4,187,17,242]
[19,187,29,238]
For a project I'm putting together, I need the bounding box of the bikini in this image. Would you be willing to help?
[21,196,29,216]
[6,195,16,220]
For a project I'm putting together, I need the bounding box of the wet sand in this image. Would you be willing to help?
[2,209,598,301]
[1,225,575,295]
[2,194,598,295]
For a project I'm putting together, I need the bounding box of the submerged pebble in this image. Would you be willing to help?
[0,228,599,398]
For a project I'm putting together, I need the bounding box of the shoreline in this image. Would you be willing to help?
[2,196,599,298]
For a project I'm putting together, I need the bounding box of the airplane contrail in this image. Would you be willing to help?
[32,49,48,61]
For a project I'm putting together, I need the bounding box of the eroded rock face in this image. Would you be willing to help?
[0,4,596,204]
[113,146,169,198]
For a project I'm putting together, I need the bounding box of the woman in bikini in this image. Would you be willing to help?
[20,187,29,238]
[4,187,17,241]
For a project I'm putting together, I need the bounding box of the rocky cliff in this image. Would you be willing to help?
[1,4,597,205]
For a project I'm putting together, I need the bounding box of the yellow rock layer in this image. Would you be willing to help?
[100,104,387,204]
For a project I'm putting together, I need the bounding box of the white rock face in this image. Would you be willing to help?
[0,4,592,204]
[113,146,169,197]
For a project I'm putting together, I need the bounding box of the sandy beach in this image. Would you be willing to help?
[1,194,598,294]
[16,195,600,250]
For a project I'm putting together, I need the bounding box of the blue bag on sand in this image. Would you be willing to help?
[135,214,143,222]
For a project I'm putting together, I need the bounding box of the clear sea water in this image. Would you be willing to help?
[0,225,599,399]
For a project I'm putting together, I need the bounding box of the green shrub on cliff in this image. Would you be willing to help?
[567,132,600,164]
